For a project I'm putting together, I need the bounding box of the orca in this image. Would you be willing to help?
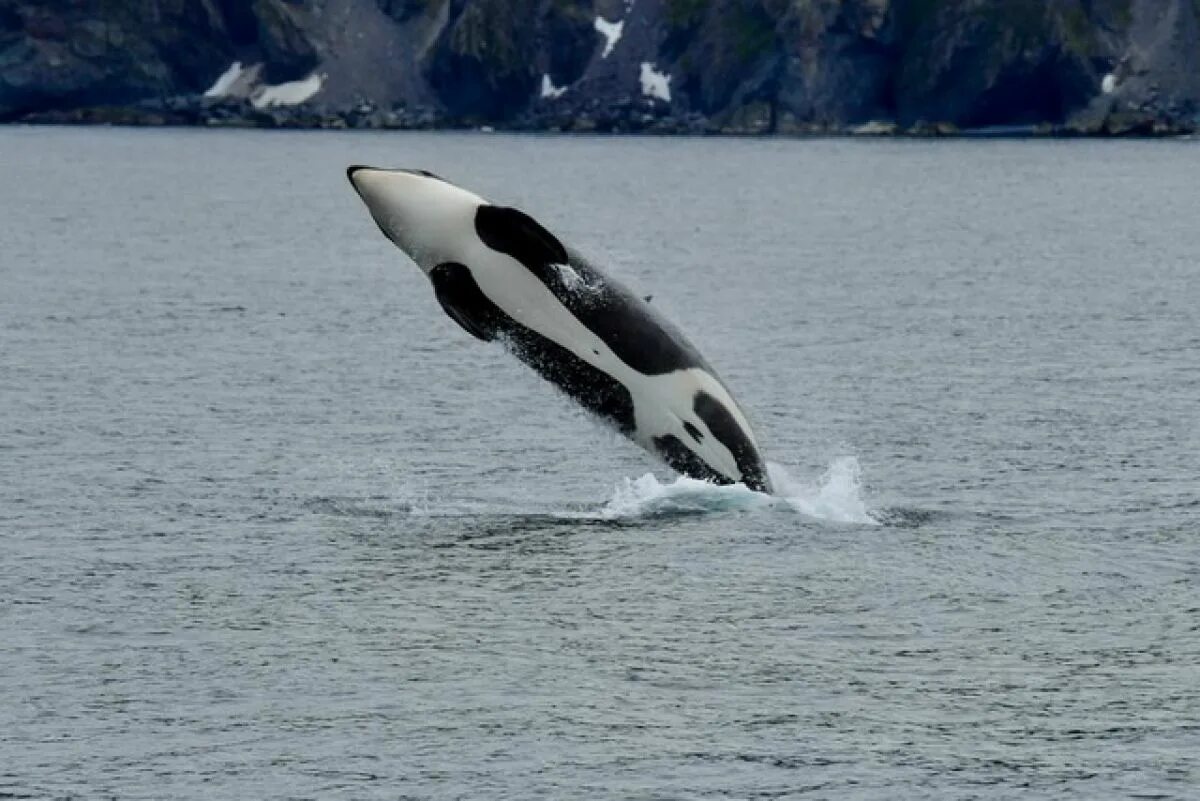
[346,165,772,493]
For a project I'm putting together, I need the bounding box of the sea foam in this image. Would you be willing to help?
[600,456,878,524]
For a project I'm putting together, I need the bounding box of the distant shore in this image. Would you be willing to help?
[7,96,1197,139]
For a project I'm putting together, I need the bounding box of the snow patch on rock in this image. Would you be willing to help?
[252,73,324,108]
[540,74,567,99]
[203,62,323,108]
[640,62,671,102]
[204,62,246,98]
[595,16,624,59]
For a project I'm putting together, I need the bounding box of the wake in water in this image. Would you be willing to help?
[600,456,878,524]
[313,457,877,526]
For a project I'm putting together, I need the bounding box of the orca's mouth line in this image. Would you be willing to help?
[346,165,447,185]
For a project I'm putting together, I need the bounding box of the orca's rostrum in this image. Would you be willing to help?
[347,165,772,493]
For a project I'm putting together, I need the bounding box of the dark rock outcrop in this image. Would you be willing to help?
[2,0,1198,134]
[894,0,1102,127]
[0,0,320,119]
[426,0,594,120]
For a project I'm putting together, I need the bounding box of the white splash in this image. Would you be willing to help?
[203,61,245,98]
[595,16,624,59]
[251,73,323,108]
[640,62,671,102]
[601,473,773,519]
[541,74,567,100]
[600,456,878,524]
[1101,73,1117,94]
[553,263,592,294]
[769,458,877,524]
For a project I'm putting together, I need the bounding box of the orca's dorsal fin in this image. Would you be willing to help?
[474,206,568,273]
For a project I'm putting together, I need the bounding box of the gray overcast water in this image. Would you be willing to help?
[2,128,1198,799]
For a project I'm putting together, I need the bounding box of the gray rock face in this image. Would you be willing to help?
[895,0,1100,127]
[0,0,320,119]
[2,0,1198,133]
[424,0,595,120]
[1066,0,1200,134]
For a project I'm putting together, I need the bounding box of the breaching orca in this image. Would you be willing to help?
[347,166,772,493]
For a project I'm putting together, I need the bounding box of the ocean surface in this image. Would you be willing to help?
[1,127,1198,799]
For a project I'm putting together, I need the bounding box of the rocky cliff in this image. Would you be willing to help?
[2,0,1198,133]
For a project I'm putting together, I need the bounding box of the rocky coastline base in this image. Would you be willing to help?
[11,95,1197,139]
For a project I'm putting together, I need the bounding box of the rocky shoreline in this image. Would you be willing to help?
[6,0,1200,140]
[12,94,1197,138]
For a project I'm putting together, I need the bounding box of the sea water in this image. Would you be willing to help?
[1,128,1198,799]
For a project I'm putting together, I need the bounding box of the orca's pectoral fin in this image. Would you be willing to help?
[439,301,494,341]
[429,261,499,342]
